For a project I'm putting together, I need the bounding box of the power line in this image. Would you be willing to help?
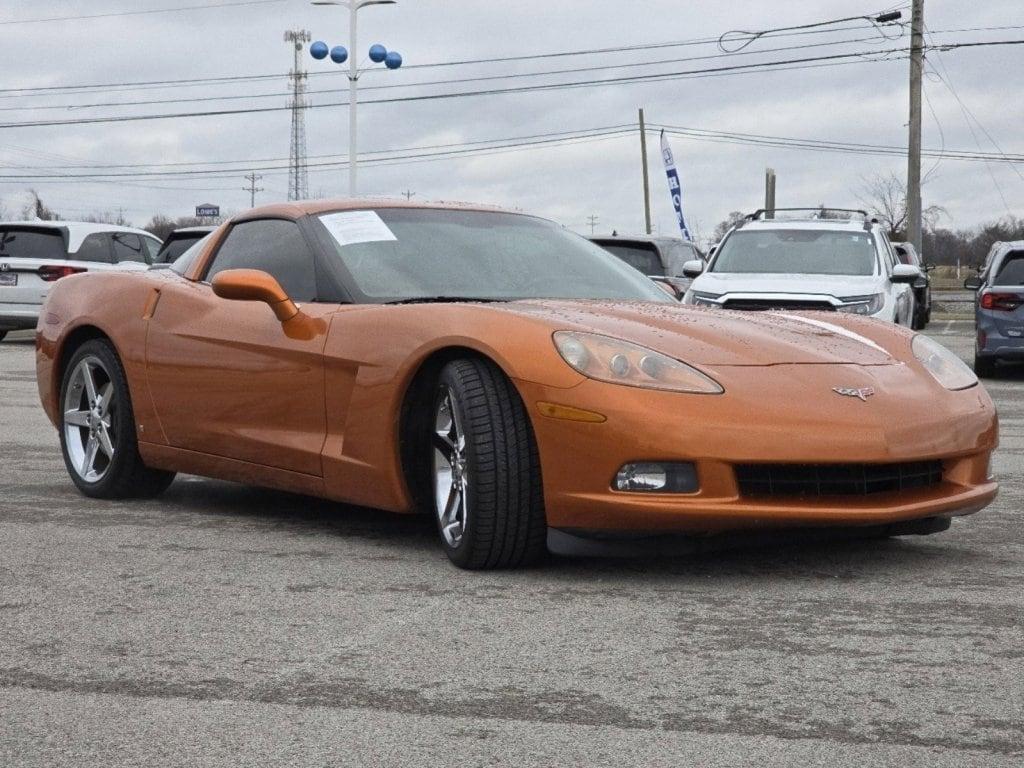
[0,0,285,26]
[0,32,903,113]
[0,45,922,131]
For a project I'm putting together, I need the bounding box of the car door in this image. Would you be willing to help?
[144,218,332,476]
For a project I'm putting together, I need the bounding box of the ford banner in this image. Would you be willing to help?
[660,131,692,242]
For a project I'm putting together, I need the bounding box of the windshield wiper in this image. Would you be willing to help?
[385,296,506,305]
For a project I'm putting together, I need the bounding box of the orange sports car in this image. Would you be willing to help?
[35,200,998,569]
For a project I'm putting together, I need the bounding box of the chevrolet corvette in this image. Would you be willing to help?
[35,201,998,569]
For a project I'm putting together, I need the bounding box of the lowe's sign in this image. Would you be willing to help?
[195,204,220,218]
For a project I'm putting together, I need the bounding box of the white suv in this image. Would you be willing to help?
[682,210,920,325]
[0,221,163,341]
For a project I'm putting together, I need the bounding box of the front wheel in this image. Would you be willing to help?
[59,339,176,498]
[430,358,546,570]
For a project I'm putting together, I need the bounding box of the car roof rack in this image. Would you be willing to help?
[744,207,870,221]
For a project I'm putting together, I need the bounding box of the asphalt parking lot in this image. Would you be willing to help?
[1,322,1021,767]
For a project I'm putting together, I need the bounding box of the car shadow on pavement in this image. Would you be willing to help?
[156,477,982,578]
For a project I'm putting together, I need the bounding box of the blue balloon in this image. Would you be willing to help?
[384,51,402,69]
[310,41,329,60]
[330,45,348,64]
[368,44,387,63]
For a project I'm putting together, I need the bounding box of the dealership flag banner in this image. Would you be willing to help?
[660,130,692,242]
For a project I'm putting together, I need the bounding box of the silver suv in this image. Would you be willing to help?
[682,209,920,325]
[0,222,162,341]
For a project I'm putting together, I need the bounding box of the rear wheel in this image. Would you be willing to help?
[59,339,175,498]
[430,358,546,570]
[974,353,997,378]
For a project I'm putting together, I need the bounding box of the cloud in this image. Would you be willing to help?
[1,0,1021,240]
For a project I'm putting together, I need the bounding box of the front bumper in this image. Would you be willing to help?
[515,363,998,534]
[0,304,41,332]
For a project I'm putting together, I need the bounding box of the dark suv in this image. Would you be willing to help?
[589,234,704,298]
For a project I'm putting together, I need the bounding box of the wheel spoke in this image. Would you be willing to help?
[443,482,460,522]
[81,436,99,478]
[97,425,114,459]
[64,409,90,427]
[79,361,98,403]
[97,382,114,417]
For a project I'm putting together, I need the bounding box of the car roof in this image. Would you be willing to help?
[235,197,515,222]
[0,220,161,253]
[169,226,217,235]
[738,218,875,232]
[589,234,695,246]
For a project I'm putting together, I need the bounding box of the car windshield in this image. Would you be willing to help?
[596,242,663,276]
[169,233,211,276]
[315,208,671,302]
[156,233,207,263]
[711,229,877,276]
[994,253,1024,285]
[0,227,67,260]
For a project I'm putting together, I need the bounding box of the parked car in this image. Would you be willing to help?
[892,241,932,329]
[152,226,216,265]
[589,234,703,298]
[682,209,919,326]
[965,240,1024,376]
[0,221,162,342]
[35,200,996,569]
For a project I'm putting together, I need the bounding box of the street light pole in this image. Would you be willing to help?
[348,1,358,197]
[312,0,399,197]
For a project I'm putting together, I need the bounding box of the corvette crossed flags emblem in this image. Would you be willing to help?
[832,386,875,401]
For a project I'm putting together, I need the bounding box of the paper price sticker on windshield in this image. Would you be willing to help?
[320,210,397,247]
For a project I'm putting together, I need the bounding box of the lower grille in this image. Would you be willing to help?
[736,460,944,497]
[722,299,836,311]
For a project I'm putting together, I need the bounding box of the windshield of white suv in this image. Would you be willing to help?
[711,229,877,276]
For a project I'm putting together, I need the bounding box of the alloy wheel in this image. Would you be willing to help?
[433,386,469,547]
[63,356,116,483]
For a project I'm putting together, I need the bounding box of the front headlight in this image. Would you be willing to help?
[836,293,885,315]
[912,334,978,390]
[683,290,722,307]
[553,331,723,394]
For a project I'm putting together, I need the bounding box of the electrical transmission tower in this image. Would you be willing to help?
[285,29,311,202]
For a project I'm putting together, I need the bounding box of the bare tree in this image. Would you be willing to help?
[856,172,945,239]
[711,211,746,243]
[20,189,60,221]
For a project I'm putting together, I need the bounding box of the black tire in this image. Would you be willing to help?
[974,353,997,378]
[59,338,175,499]
[0,331,7,342]
[911,309,924,331]
[430,358,546,569]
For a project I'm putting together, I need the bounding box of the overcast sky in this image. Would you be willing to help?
[1,0,1022,242]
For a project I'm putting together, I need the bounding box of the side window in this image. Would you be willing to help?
[111,233,146,263]
[204,219,317,302]
[142,236,162,264]
[73,233,113,263]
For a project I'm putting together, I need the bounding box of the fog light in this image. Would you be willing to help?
[614,462,698,493]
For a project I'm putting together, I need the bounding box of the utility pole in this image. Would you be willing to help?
[906,0,924,254]
[638,108,652,235]
[764,168,777,219]
[243,172,264,208]
[586,214,600,235]
[402,189,416,201]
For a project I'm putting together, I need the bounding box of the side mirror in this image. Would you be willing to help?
[964,275,982,290]
[682,259,704,279]
[211,268,298,322]
[890,264,921,284]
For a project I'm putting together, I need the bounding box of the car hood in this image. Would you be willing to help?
[691,272,884,298]
[500,299,904,367]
